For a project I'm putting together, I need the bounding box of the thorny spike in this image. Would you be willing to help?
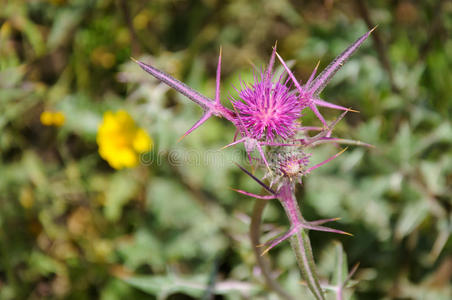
[301,223,353,236]
[309,103,329,128]
[313,98,357,113]
[132,58,213,111]
[260,221,351,256]
[296,126,323,132]
[261,227,300,256]
[219,138,246,150]
[307,217,341,226]
[230,188,276,200]
[256,142,272,173]
[178,111,213,142]
[325,110,348,137]
[233,129,239,141]
[247,153,255,174]
[276,51,356,127]
[229,100,249,136]
[266,41,277,80]
[306,60,321,88]
[245,58,260,73]
[309,138,375,148]
[215,47,222,104]
[310,110,348,142]
[308,27,376,96]
[344,262,360,287]
[305,147,348,173]
[234,163,276,194]
[275,52,305,93]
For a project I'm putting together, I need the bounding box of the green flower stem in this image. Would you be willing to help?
[250,198,295,300]
[279,182,325,300]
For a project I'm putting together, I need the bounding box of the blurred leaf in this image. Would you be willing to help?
[48,8,84,50]
[117,229,165,271]
[395,196,429,240]
[420,161,444,195]
[28,251,65,276]
[123,274,208,299]
[123,274,257,299]
[104,171,139,221]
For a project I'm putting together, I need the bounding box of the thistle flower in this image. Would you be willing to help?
[133,28,375,300]
[231,70,302,141]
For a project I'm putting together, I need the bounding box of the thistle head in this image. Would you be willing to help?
[279,153,311,178]
[232,71,302,142]
[263,149,311,187]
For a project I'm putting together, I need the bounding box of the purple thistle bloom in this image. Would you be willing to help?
[232,72,302,141]
[231,46,302,142]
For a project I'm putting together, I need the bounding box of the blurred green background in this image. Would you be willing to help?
[0,0,451,299]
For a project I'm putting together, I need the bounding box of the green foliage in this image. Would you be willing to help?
[0,0,451,299]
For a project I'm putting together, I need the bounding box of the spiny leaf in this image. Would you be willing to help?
[308,26,376,96]
[132,58,213,110]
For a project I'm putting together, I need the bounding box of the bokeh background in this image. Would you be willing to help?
[1,0,451,299]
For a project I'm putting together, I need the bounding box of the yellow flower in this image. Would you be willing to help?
[97,110,152,170]
[40,111,65,126]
